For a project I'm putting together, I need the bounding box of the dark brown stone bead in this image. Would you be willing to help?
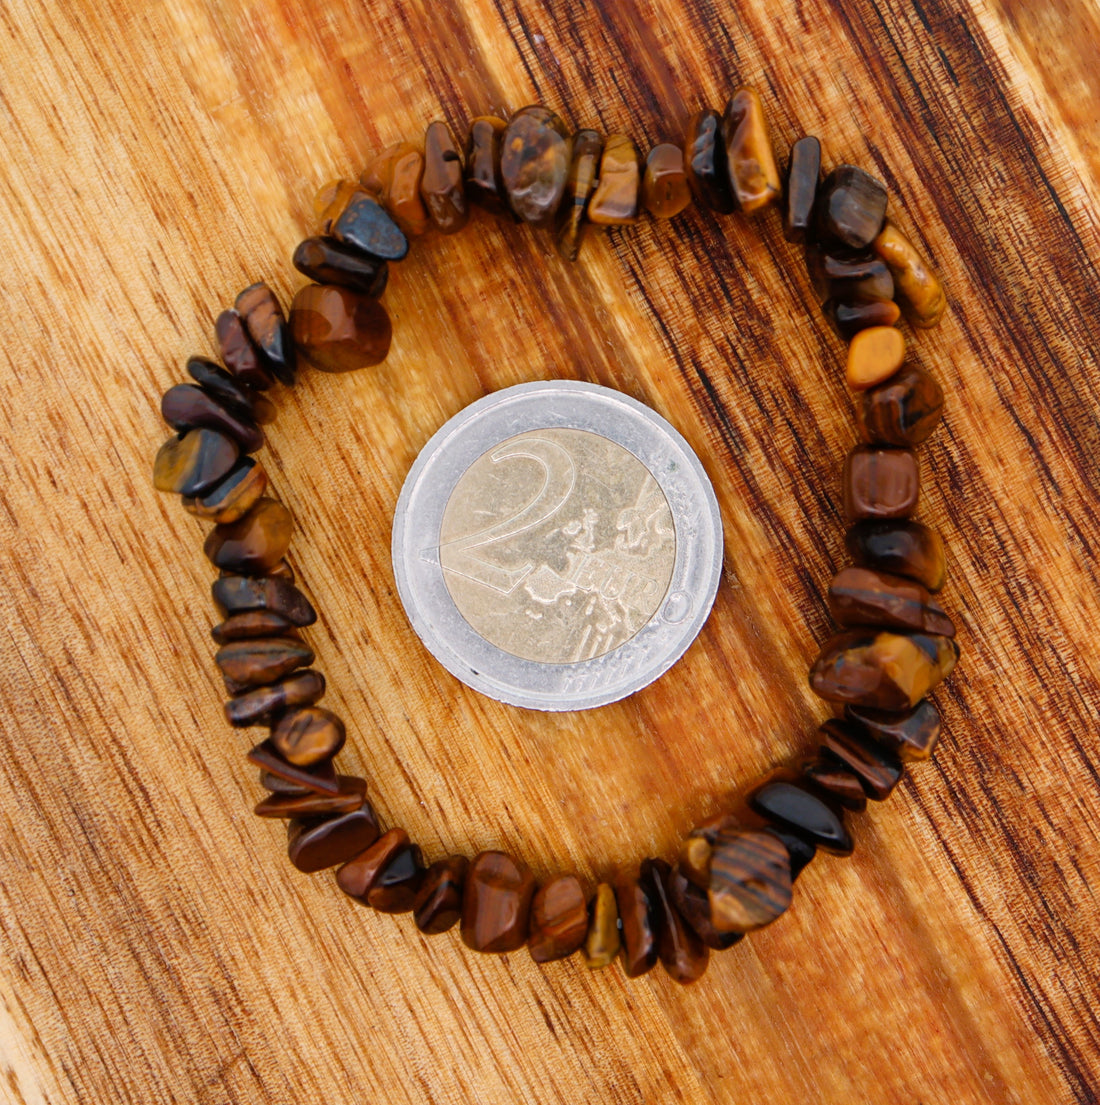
[203,497,294,574]
[287,807,381,874]
[684,109,734,213]
[413,855,468,935]
[500,105,572,228]
[823,296,902,341]
[800,754,868,812]
[259,770,312,795]
[186,356,258,421]
[614,865,661,978]
[216,308,273,390]
[815,164,888,251]
[153,428,239,496]
[748,777,853,856]
[809,629,959,711]
[292,237,389,298]
[527,875,588,964]
[721,87,781,214]
[583,883,621,969]
[213,574,316,625]
[588,133,642,226]
[225,669,325,728]
[336,828,408,902]
[806,246,893,304]
[845,519,947,592]
[678,835,712,889]
[642,142,692,219]
[846,699,943,762]
[763,826,817,880]
[464,115,509,216]
[212,609,298,644]
[331,191,409,260]
[843,444,919,521]
[829,566,954,636]
[461,851,537,954]
[367,842,426,913]
[254,775,366,819]
[819,719,904,801]
[783,135,821,243]
[642,860,708,984]
[271,705,345,767]
[182,458,267,524]
[873,221,947,328]
[554,128,602,262]
[420,120,468,234]
[666,864,743,950]
[215,636,314,686]
[359,146,429,237]
[707,828,792,934]
[289,284,392,374]
[235,283,296,386]
[858,366,945,447]
[248,738,339,794]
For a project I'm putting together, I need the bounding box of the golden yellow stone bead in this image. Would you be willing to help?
[642,142,692,219]
[588,134,642,226]
[583,882,621,968]
[873,221,947,328]
[721,87,781,214]
[846,325,907,390]
[360,142,430,237]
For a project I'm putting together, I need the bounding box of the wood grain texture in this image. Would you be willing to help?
[0,0,1097,1102]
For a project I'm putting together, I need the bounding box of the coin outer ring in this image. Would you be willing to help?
[391,380,724,711]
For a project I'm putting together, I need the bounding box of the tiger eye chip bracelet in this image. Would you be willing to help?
[152,87,955,985]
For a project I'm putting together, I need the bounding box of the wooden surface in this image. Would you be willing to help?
[1,0,1098,1101]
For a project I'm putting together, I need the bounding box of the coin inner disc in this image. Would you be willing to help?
[439,427,676,664]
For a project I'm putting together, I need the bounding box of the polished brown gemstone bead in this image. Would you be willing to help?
[873,221,947,327]
[858,366,945,447]
[183,458,268,524]
[464,115,509,216]
[684,109,734,213]
[555,129,602,262]
[708,828,792,933]
[846,699,943,762]
[360,144,429,238]
[583,883,621,969]
[420,120,468,234]
[846,326,906,391]
[332,191,409,260]
[254,775,366,819]
[213,574,316,625]
[292,237,388,298]
[527,874,588,964]
[153,428,239,497]
[186,356,257,421]
[843,444,919,521]
[810,629,959,711]
[807,247,894,304]
[215,636,314,686]
[367,842,426,913]
[815,165,888,251]
[783,135,821,243]
[162,385,263,453]
[203,497,293,574]
[748,777,853,855]
[260,770,312,795]
[819,719,904,801]
[500,106,572,228]
[801,755,868,811]
[336,828,408,902]
[721,87,781,214]
[823,296,902,341]
[666,864,743,950]
[678,835,712,890]
[235,283,296,386]
[413,855,468,935]
[829,566,954,636]
[288,806,381,874]
[216,308,273,391]
[212,609,298,644]
[845,519,947,592]
[614,865,661,978]
[461,851,537,954]
[248,739,339,794]
[225,669,325,727]
[588,134,642,225]
[271,706,346,767]
[642,142,692,219]
[289,284,392,373]
[645,860,709,984]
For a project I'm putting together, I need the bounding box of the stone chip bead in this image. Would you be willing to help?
[614,865,661,978]
[707,828,792,933]
[359,145,429,238]
[845,519,947,592]
[215,636,314,687]
[684,109,734,213]
[213,574,316,625]
[254,775,366,819]
[461,851,537,954]
[203,497,294,575]
[666,864,742,950]
[828,566,955,636]
[292,237,389,299]
[819,719,904,801]
[637,860,707,985]
[555,128,602,262]
[721,87,781,213]
[235,283,296,386]
[858,365,945,447]
[315,179,360,231]
[153,428,239,497]
[642,142,692,219]
[287,806,381,874]
[807,248,894,304]
[290,284,392,373]
[843,444,919,521]
[873,221,947,327]
[809,629,959,711]
[331,190,410,260]
[583,883,621,969]
[846,326,906,391]
[464,116,509,216]
[588,133,642,226]
[824,296,902,341]
[161,385,264,453]
[186,356,259,422]
[846,699,943,762]
[271,706,346,767]
[213,609,300,644]
[216,308,273,391]
[783,135,821,243]
[225,669,326,728]
[336,828,409,903]
[420,121,469,234]
[678,834,712,889]
[815,165,889,251]
[413,855,468,935]
[527,874,589,964]
[800,755,868,812]
[183,458,268,524]
[747,776,853,856]
[367,842,426,913]
[248,739,339,794]
[501,106,572,228]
